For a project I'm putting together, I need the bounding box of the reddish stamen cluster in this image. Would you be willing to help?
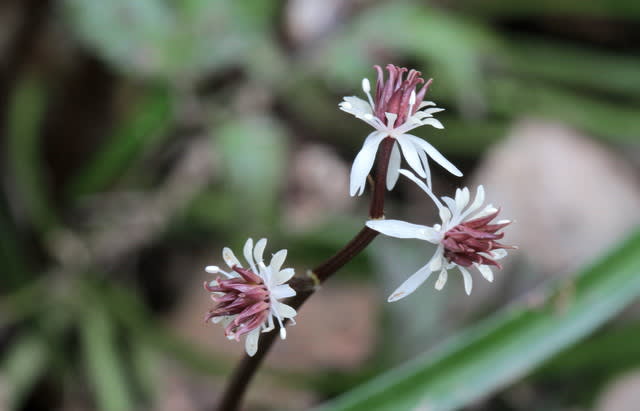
[442,209,514,268]
[204,266,270,340]
[373,64,432,126]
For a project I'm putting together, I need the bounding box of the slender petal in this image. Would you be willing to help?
[476,263,494,282]
[386,143,401,190]
[222,247,241,269]
[243,238,256,273]
[275,302,297,319]
[350,131,386,196]
[396,135,426,178]
[274,267,295,285]
[366,219,440,242]
[269,249,287,274]
[253,238,267,264]
[434,268,448,290]
[406,134,463,177]
[388,261,435,302]
[459,266,473,295]
[271,284,296,299]
[244,328,260,357]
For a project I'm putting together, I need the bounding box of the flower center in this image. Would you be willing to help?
[441,209,513,268]
[372,64,432,127]
[204,265,271,340]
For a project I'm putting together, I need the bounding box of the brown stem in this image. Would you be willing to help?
[215,137,395,411]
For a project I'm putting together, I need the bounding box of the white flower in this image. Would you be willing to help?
[366,170,513,301]
[204,238,297,356]
[339,64,462,196]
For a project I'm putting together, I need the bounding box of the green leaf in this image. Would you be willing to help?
[2,334,49,410]
[317,229,640,411]
[7,76,56,231]
[504,38,640,98]
[104,285,230,377]
[489,78,640,142]
[81,304,135,411]
[216,116,288,228]
[319,2,499,112]
[64,0,269,79]
[67,86,172,199]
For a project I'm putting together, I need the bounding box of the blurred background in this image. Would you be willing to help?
[1,0,639,410]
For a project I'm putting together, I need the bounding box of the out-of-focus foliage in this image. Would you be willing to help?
[0,0,638,410]
[318,230,640,411]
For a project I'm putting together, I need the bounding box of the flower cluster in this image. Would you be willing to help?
[344,65,515,301]
[204,64,514,354]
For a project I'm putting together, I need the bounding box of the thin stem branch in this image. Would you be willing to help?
[215,137,396,411]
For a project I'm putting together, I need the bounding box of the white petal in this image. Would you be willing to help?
[417,148,432,188]
[222,247,241,269]
[429,247,444,271]
[420,118,444,129]
[254,238,267,264]
[280,327,287,339]
[340,96,373,117]
[274,267,295,285]
[396,135,426,178]
[455,187,470,211]
[422,107,445,115]
[276,302,297,319]
[366,219,440,243]
[269,249,287,274]
[350,131,386,196]
[419,101,436,108]
[406,134,462,177]
[459,266,473,295]
[244,328,261,357]
[205,266,219,274]
[476,264,494,282]
[386,142,401,190]
[491,249,508,259]
[471,204,497,220]
[434,268,448,290]
[442,196,458,217]
[385,112,398,128]
[387,262,435,302]
[271,284,296,299]
[398,169,444,210]
[461,185,485,220]
[439,207,452,226]
[243,238,256,272]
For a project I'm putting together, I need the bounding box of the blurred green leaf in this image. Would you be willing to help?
[490,78,640,141]
[319,2,499,114]
[2,334,49,410]
[504,38,640,98]
[457,0,640,19]
[7,76,56,231]
[64,0,272,79]
[0,204,29,288]
[129,340,160,402]
[104,285,230,377]
[317,229,640,411]
[81,304,135,411]
[216,116,288,228]
[67,86,172,199]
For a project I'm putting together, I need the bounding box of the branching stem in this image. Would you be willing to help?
[215,137,395,411]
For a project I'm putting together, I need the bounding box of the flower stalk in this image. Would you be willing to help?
[214,132,396,411]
